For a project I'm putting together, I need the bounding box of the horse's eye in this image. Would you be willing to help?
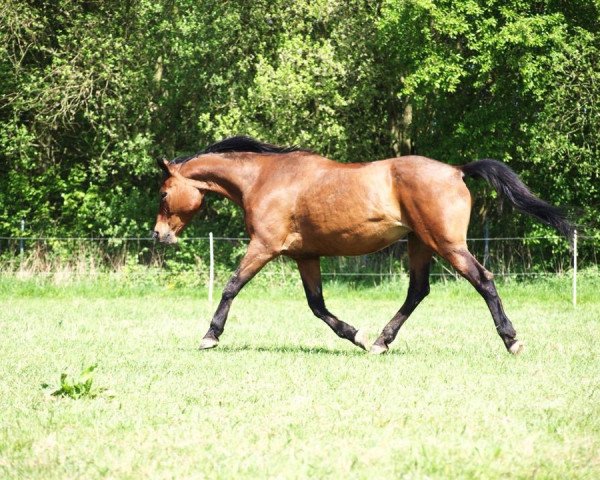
[160,192,168,199]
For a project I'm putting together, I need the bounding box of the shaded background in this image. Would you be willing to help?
[1,0,598,272]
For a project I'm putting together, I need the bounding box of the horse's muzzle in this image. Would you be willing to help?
[152,230,178,244]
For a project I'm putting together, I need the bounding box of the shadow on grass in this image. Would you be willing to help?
[183,343,407,356]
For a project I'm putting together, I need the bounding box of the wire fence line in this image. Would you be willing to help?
[0,235,598,241]
[0,270,578,278]
[0,233,598,275]
[2,231,597,307]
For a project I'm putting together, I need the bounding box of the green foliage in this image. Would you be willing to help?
[0,0,598,270]
[45,364,104,400]
[375,0,599,237]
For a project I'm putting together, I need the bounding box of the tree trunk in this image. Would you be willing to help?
[390,99,413,156]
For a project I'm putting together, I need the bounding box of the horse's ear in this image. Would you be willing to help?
[157,157,171,176]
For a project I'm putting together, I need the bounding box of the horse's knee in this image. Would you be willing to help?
[221,277,242,301]
[309,304,327,318]
[408,281,429,305]
[306,294,327,318]
[476,274,500,300]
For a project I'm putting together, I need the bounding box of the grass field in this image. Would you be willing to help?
[1,275,599,478]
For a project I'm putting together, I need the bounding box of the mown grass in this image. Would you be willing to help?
[1,275,599,479]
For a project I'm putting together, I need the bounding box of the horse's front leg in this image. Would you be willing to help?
[200,243,274,349]
[296,258,370,350]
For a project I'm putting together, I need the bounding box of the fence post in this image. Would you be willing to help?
[483,221,489,267]
[572,229,577,307]
[209,232,214,307]
[20,218,25,257]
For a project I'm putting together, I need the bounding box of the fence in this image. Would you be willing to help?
[0,232,598,305]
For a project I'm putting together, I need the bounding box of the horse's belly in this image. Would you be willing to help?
[286,222,410,257]
[288,173,409,256]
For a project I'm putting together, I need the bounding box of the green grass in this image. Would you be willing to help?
[1,275,599,478]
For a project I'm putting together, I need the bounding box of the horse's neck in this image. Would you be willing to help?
[179,154,259,206]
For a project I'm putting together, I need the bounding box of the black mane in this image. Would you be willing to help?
[171,136,310,164]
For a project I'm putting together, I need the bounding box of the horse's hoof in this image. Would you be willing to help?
[354,329,370,350]
[509,340,525,355]
[369,343,388,355]
[199,337,219,350]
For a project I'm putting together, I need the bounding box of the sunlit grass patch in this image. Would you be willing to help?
[0,278,599,478]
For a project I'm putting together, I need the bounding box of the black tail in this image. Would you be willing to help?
[461,159,574,242]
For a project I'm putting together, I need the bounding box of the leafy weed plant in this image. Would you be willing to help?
[45,364,104,400]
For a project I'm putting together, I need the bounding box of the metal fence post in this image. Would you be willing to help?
[573,229,577,307]
[209,232,214,306]
[20,218,25,257]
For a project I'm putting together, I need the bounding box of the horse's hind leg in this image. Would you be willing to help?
[296,258,369,350]
[371,234,433,354]
[442,247,524,354]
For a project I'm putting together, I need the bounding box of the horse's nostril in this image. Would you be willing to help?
[152,231,159,240]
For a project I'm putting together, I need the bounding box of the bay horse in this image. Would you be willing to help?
[153,136,572,355]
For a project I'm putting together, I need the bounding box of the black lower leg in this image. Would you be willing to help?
[200,244,273,349]
[450,249,519,351]
[373,265,430,349]
[474,277,518,349]
[373,234,432,351]
[296,258,363,347]
[203,271,242,341]
[304,288,358,342]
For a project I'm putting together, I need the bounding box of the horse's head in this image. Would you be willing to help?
[152,159,204,244]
